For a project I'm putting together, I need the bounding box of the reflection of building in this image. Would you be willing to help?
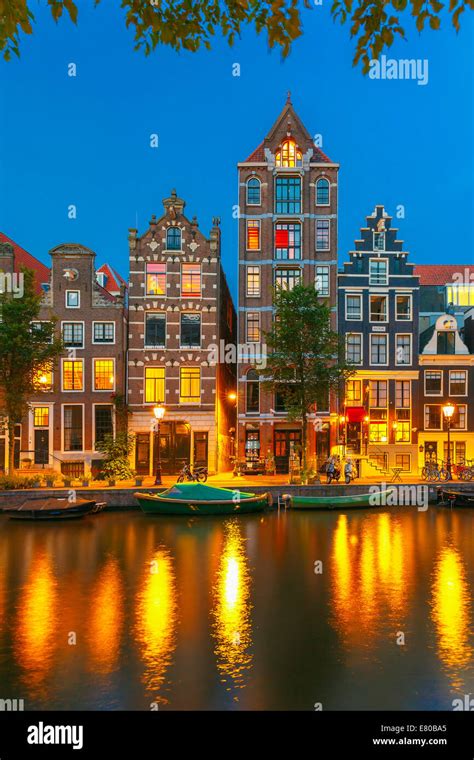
[127,191,236,475]
[237,95,339,473]
[338,206,420,475]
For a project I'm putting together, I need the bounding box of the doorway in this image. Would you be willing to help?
[153,421,191,475]
[424,441,438,463]
[135,433,151,475]
[34,429,49,465]
[347,422,361,455]
[193,432,208,468]
[274,429,301,474]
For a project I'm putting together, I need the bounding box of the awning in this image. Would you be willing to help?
[346,406,366,423]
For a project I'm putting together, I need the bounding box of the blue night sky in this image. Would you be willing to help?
[0,3,472,300]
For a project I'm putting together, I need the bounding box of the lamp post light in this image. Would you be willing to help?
[153,404,166,485]
[442,402,455,480]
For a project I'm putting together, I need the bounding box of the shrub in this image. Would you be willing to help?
[0,474,41,490]
[95,432,135,481]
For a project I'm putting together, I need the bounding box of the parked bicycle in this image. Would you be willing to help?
[176,463,208,483]
[421,460,450,482]
[452,461,474,481]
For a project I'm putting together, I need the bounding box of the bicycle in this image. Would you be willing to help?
[421,460,449,482]
[176,463,208,483]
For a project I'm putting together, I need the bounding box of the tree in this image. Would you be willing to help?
[260,284,353,472]
[0,268,63,473]
[0,1,471,72]
[95,431,135,481]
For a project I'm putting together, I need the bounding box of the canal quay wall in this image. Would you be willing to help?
[0,482,470,510]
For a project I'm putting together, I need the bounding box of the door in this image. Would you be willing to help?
[154,422,191,475]
[135,433,150,475]
[424,441,438,463]
[193,432,208,468]
[34,429,49,465]
[316,423,330,469]
[274,429,302,474]
[0,438,5,472]
[347,422,361,455]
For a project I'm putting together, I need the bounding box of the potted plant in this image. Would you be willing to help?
[81,468,91,487]
[21,458,32,470]
[108,478,116,487]
[62,476,72,488]
[31,476,42,488]
[44,473,56,488]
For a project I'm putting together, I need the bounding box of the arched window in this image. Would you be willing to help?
[316,178,330,205]
[246,369,259,413]
[246,177,261,205]
[166,227,181,250]
[276,139,302,168]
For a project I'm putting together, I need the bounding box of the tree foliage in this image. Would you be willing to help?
[0,0,471,71]
[95,431,135,480]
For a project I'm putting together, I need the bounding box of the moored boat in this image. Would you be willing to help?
[2,497,105,521]
[437,488,474,508]
[286,488,396,510]
[134,482,271,516]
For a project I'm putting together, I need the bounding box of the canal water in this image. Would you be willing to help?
[0,507,473,711]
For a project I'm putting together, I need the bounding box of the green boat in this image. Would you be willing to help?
[134,483,272,516]
[287,488,396,510]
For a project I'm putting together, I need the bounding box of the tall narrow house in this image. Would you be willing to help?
[127,191,236,476]
[237,95,339,473]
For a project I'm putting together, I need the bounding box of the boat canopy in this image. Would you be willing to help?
[159,483,256,501]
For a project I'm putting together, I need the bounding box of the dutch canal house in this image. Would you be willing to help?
[127,190,236,476]
[338,206,421,477]
[237,95,339,473]
[0,234,127,477]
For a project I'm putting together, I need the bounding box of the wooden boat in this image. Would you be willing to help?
[134,483,272,516]
[437,488,474,508]
[2,497,105,521]
[286,488,396,510]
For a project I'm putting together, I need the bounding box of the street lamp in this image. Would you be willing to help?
[153,404,166,485]
[442,402,455,480]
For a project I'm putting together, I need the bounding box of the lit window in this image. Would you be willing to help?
[316,266,330,296]
[346,380,362,403]
[369,423,388,443]
[346,294,362,320]
[396,335,411,365]
[316,178,330,205]
[425,371,442,396]
[396,295,412,320]
[246,312,260,343]
[369,259,388,285]
[146,263,167,295]
[449,370,467,396]
[246,266,260,297]
[94,359,114,391]
[145,313,166,347]
[62,322,84,348]
[370,334,387,365]
[66,290,80,308]
[180,367,201,403]
[62,360,83,391]
[275,139,302,167]
[33,407,49,427]
[446,285,474,306]
[181,263,201,297]
[452,405,467,430]
[395,380,411,408]
[370,380,388,408]
[246,178,261,205]
[93,322,115,343]
[34,367,53,391]
[145,367,165,403]
[316,220,330,250]
[246,220,260,250]
[180,313,201,347]
[275,177,301,214]
[370,295,387,322]
[63,405,83,451]
[166,227,181,250]
[275,223,301,260]
[346,334,362,365]
[373,232,385,251]
[275,268,301,291]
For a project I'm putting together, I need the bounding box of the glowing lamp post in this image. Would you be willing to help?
[442,402,455,480]
[153,404,166,485]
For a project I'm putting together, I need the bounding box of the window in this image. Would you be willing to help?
[346,380,362,404]
[396,294,412,321]
[373,232,385,251]
[449,370,467,396]
[346,294,362,320]
[369,423,388,443]
[396,334,411,365]
[246,177,261,205]
[31,321,53,343]
[34,367,53,391]
[395,380,411,408]
[180,367,201,403]
[96,272,106,287]
[145,367,165,403]
[275,223,301,260]
[316,220,330,250]
[62,360,83,391]
[145,313,166,347]
[246,220,260,250]
[246,369,259,413]
[246,312,260,343]
[62,322,84,348]
[275,139,302,167]
[275,176,301,214]
[275,268,301,291]
[66,290,80,308]
[425,405,442,430]
[446,285,474,306]
[437,331,456,354]
[33,407,49,427]
[181,313,201,347]
[369,259,388,285]
[316,178,330,205]
[370,334,387,365]
[370,295,387,322]
[346,334,362,365]
[146,263,166,296]
[246,266,260,297]
[425,370,442,395]
[181,263,201,297]
[94,405,113,446]
[315,266,330,296]
[93,322,115,343]
[93,359,115,391]
[395,381,411,442]
[444,441,466,465]
[63,405,83,451]
[452,404,467,430]
[370,380,388,408]
[274,387,286,413]
[395,454,411,471]
[166,227,181,250]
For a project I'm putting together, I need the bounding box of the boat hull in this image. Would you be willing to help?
[437,488,474,508]
[289,488,396,510]
[135,492,269,516]
[3,498,98,521]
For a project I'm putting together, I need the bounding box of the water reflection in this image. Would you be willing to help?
[87,556,124,676]
[134,548,178,703]
[211,520,252,695]
[431,544,473,692]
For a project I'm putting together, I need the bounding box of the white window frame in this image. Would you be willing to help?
[180,262,202,299]
[316,219,330,251]
[144,312,166,349]
[61,320,85,350]
[246,177,261,206]
[92,321,116,345]
[373,231,386,251]
[424,404,443,431]
[92,403,115,452]
[346,333,363,366]
[180,312,201,350]
[369,333,389,367]
[395,333,412,366]
[452,404,467,430]
[246,219,261,252]
[65,289,80,309]
[395,293,413,321]
[246,265,261,298]
[449,369,468,397]
[315,177,330,207]
[246,312,261,344]
[369,294,388,323]
[315,265,330,297]
[61,403,85,453]
[424,370,443,397]
[61,357,84,393]
[92,357,116,393]
[345,293,363,321]
[369,258,388,286]
[179,366,201,405]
